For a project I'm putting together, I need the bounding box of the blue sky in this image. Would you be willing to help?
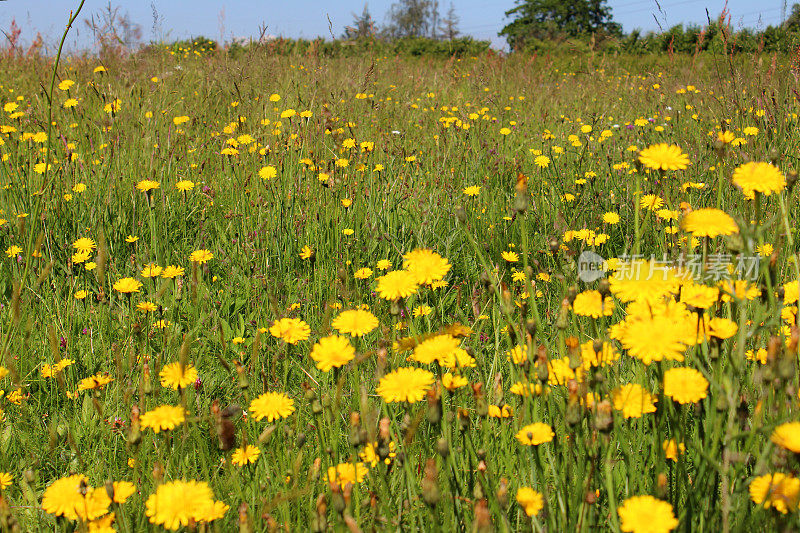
[0,0,788,50]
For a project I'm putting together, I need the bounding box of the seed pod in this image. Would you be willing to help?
[496,478,509,510]
[348,412,363,448]
[473,499,492,533]
[426,387,442,425]
[556,298,570,329]
[473,383,488,417]
[212,400,237,451]
[454,205,467,224]
[436,437,449,458]
[421,459,440,508]
[128,405,141,446]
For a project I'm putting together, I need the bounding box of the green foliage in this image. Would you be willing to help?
[4,18,800,532]
[501,0,621,50]
[167,36,218,55]
[225,36,489,59]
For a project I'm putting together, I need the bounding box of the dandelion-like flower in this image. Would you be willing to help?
[771,422,800,453]
[402,249,451,285]
[732,161,786,196]
[159,362,198,390]
[516,487,543,517]
[572,290,614,318]
[376,367,434,403]
[681,208,738,238]
[269,317,311,344]
[638,143,690,171]
[231,445,260,466]
[309,335,356,371]
[749,473,800,513]
[331,309,379,337]
[663,367,708,404]
[189,249,213,264]
[140,405,187,433]
[375,270,419,300]
[327,463,368,488]
[515,423,554,446]
[612,383,657,418]
[145,480,228,530]
[113,278,142,294]
[617,495,678,533]
[249,392,295,422]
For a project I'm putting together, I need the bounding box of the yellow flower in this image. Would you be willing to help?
[463,185,481,196]
[501,250,519,262]
[145,480,228,530]
[269,318,310,344]
[488,404,513,418]
[617,496,678,533]
[140,405,187,433]
[413,304,432,318]
[442,373,468,391]
[327,463,368,488]
[375,270,419,300]
[189,249,213,264]
[412,334,461,366]
[176,180,195,191]
[572,290,614,318]
[516,487,543,517]
[258,166,277,180]
[750,473,800,513]
[249,392,295,422]
[113,277,142,294]
[663,367,708,404]
[732,161,786,196]
[137,301,157,312]
[771,422,800,453]
[354,267,373,279]
[681,208,738,237]
[612,383,657,418]
[136,179,160,192]
[42,474,111,521]
[638,143,690,171]
[309,335,356,371]
[332,309,379,337]
[141,263,163,278]
[403,249,451,285]
[159,362,198,390]
[515,423,554,445]
[377,367,434,403]
[162,265,185,278]
[0,472,11,491]
[231,445,260,466]
[299,245,314,260]
[662,439,685,462]
[111,481,136,503]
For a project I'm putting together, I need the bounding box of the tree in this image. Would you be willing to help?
[785,3,800,31]
[343,4,377,39]
[438,2,460,41]
[385,0,433,39]
[500,0,620,50]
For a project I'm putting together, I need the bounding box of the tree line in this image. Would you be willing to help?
[500,0,800,53]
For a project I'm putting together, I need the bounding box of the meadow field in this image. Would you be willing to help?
[1,27,800,532]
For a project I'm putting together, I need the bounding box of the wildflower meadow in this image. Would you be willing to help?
[2,3,800,532]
